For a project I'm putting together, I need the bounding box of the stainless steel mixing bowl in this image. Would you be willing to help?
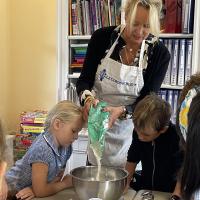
[70,166,128,200]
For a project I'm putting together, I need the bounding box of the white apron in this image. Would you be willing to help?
[88,27,145,167]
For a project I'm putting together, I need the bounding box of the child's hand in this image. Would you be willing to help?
[61,175,72,188]
[16,187,35,200]
[0,177,8,200]
[51,170,65,183]
[0,161,8,200]
[57,170,64,179]
[123,185,129,194]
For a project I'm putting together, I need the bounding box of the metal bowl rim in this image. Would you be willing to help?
[70,166,129,182]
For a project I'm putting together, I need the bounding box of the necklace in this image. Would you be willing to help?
[125,47,130,64]
[128,48,133,52]
[119,46,135,65]
[125,47,135,65]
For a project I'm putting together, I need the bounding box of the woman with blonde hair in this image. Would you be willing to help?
[76,0,170,167]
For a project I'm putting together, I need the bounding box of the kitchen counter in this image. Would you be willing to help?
[33,189,171,200]
[134,190,171,200]
[33,188,78,200]
[33,188,136,200]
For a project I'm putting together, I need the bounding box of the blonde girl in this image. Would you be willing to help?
[6,101,83,199]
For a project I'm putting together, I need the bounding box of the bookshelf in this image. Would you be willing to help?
[57,0,200,100]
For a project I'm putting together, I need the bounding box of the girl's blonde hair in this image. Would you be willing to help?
[44,100,83,131]
[124,0,162,36]
[0,119,6,162]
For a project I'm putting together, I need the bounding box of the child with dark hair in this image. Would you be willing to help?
[125,94,183,195]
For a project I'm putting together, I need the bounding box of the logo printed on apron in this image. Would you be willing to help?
[98,68,137,87]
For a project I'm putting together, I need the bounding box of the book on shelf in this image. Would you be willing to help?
[69,65,83,73]
[85,0,91,34]
[172,90,179,123]
[167,90,173,108]
[77,0,84,35]
[177,39,186,86]
[71,0,79,35]
[81,0,87,35]
[101,0,109,28]
[70,43,88,47]
[163,39,172,85]
[69,0,72,35]
[185,39,193,82]
[159,89,167,101]
[171,39,179,85]
[70,63,83,67]
[163,0,182,33]
[182,0,195,33]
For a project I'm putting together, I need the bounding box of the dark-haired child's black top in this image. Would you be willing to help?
[127,122,183,192]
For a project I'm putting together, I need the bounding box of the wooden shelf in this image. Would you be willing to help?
[159,33,193,38]
[68,35,91,40]
[161,84,184,90]
[67,34,193,40]
[67,73,81,79]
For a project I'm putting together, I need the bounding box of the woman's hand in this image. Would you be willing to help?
[16,187,35,200]
[83,98,99,121]
[103,106,124,128]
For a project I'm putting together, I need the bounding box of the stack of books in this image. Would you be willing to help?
[14,111,47,161]
[70,44,87,72]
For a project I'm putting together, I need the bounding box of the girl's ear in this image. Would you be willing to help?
[159,126,168,134]
[52,118,62,130]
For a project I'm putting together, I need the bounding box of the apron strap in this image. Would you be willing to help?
[139,39,146,69]
[105,25,126,59]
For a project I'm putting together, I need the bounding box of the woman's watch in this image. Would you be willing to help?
[170,195,181,200]
[119,106,127,120]
[119,106,132,120]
